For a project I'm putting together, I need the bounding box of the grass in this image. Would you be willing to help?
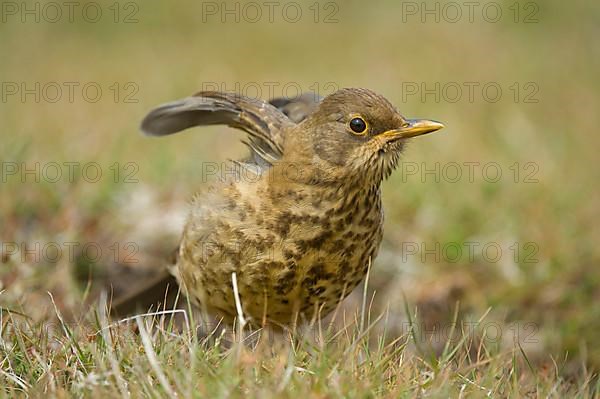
[2,288,598,397]
[1,0,600,396]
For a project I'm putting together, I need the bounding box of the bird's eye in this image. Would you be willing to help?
[349,117,368,134]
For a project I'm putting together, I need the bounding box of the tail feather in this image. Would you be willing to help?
[110,270,180,317]
[110,248,181,317]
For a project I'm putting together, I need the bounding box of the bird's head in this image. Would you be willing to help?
[289,88,444,186]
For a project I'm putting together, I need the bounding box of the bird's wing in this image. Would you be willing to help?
[141,91,294,164]
[269,92,323,123]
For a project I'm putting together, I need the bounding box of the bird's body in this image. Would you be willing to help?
[114,88,443,326]
[177,158,384,324]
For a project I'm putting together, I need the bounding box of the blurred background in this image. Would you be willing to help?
[1,0,598,374]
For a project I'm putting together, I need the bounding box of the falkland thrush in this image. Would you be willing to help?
[113,88,444,326]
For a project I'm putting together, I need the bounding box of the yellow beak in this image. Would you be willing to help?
[381,119,445,140]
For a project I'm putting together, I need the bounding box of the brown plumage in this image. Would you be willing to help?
[111,88,443,326]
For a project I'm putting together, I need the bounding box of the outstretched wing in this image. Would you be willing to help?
[269,92,323,123]
[140,91,294,164]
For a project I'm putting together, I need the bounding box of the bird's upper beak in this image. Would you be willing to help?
[381,119,445,141]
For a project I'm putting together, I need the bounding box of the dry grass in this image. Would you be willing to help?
[2,283,597,397]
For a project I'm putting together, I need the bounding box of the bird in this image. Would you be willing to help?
[111,88,444,327]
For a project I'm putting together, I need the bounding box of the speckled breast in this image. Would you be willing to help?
[176,179,384,325]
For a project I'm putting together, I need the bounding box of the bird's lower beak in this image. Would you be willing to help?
[381,119,445,141]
